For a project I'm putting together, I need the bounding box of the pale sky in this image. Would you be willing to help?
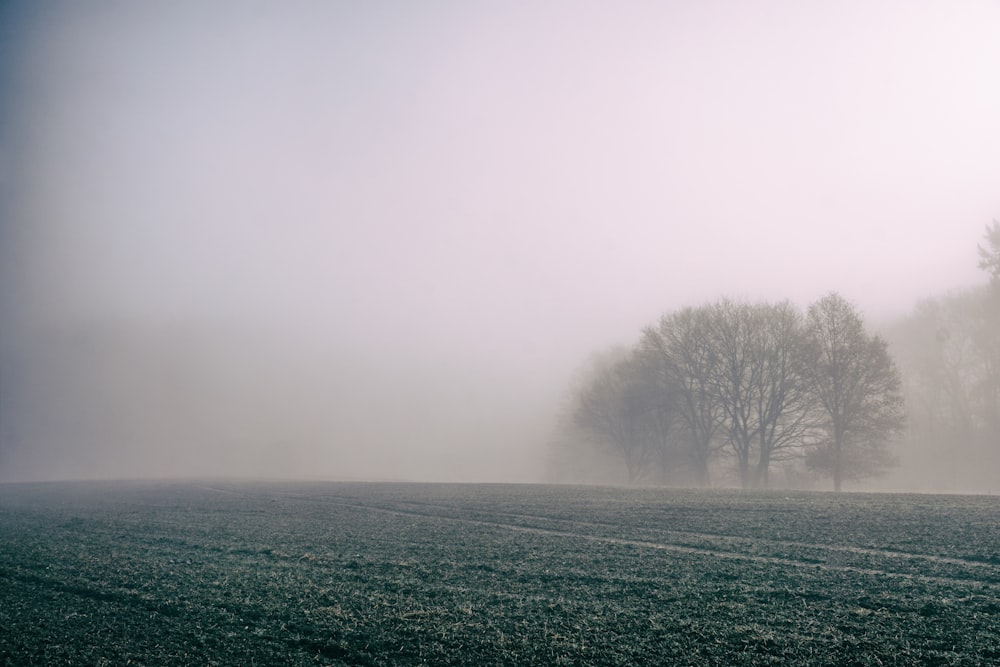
[1,1,998,482]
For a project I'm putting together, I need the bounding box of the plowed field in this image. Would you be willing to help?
[1,481,998,665]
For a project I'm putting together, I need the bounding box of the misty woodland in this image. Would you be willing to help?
[550,223,1000,491]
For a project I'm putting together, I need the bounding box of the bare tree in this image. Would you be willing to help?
[804,293,905,491]
[978,219,1000,284]
[885,225,1000,491]
[703,300,816,488]
[640,308,726,486]
[704,300,760,487]
[747,301,817,487]
[889,290,999,489]
[571,348,661,482]
[625,349,679,483]
[976,222,1000,440]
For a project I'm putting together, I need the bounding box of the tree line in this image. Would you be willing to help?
[553,293,904,491]
[550,223,1000,492]
[886,221,1000,490]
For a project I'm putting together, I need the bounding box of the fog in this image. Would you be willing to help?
[1,1,998,486]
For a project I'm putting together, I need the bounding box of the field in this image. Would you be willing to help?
[1,481,998,665]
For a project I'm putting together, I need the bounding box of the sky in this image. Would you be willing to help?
[1,1,998,483]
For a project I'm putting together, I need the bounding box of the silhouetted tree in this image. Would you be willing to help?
[804,293,905,491]
[743,301,817,487]
[889,289,1000,490]
[641,308,726,486]
[978,222,1000,436]
[641,300,816,488]
[701,301,758,487]
[626,348,680,482]
[978,219,1000,284]
[700,300,816,487]
[885,224,1000,492]
[571,348,662,482]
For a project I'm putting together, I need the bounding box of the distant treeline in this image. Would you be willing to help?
[885,222,1000,491]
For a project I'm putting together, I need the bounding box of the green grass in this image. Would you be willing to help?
[1,481,998,665]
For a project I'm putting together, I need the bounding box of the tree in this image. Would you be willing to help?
[640,307,726,486]
[804,293,905,491]
[702,301,758,487]
[977,221,1000,436]
[571,348,664,482]
[625,348,679,482]
[978,220,1000,284]
[641,300,815,488]
[702,300,815,488]
[743,301,816,487]
[888,289,1000,491]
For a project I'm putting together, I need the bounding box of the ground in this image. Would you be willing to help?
[1,481,998,665]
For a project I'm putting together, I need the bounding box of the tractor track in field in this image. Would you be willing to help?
[375,497,1000,571]
[263,490,999,589]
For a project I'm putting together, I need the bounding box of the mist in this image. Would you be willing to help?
[1,1,998,487]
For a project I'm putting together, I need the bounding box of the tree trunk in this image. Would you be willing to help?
[690,439,711,487]
[696,451,711,487]
[738,457,751,489]
[833,434,843,492]
[756,456,770,488]
[626,454,641,483]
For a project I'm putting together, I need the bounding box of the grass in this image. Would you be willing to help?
[1,480,998,665]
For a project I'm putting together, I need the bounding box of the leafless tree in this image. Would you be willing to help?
[804,293,905,491]
[892,287,1000,482]
[978,219,1000,284]
[571,348,663,482]
[640,308,726,486]
[702,300,816,488]
[977,221,1000,438]
[745,301,817,486]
